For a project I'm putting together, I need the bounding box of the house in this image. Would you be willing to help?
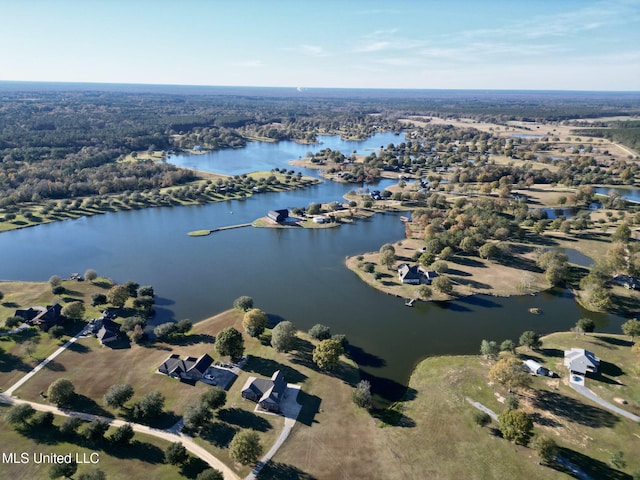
[312,216,326,224]
[398,264,423,284]
[524,359,551,377]
[96,319,120,345]
[157,353,214,381]
[14,304,63,331]
[241,370,286,413]
[267,209,289,223]
[611,274,640,290]
[564,348,600,375]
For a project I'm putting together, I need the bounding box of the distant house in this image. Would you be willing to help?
[96,319,120,345]
[241,370,286,413]
[564,348,600,375]
[267,209,289,223]
[158,353,214,381]
[312,216,326,224]
[370,190,382,200]
[398,264,422,284]
[14,304,62,331]
[611,274,640,290]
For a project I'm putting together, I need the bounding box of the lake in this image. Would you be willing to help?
[0,133,627,401]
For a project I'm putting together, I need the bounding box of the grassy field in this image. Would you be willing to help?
[0,405,206,480]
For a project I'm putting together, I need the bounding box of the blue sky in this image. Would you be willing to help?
[1,0,639,91]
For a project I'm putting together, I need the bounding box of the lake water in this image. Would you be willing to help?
[0,133,627,402]
[594,186,640,203]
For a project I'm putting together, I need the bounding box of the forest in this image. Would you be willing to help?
[1,83,639,210]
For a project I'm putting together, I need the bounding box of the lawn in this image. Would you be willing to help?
[0,405,206,480]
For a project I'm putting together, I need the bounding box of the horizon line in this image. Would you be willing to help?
[1,79,639,95]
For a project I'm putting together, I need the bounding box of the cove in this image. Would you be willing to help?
[0,133,628,402]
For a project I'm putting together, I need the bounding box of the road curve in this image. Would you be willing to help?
[0,394,240,480]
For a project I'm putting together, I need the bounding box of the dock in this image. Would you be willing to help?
[405,298,416,307]
[188,223,252,237]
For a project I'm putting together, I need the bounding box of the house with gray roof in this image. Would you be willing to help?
[241,370,286,413]
[158,353,214,381]
[14,304,63,331]
[96,319,120,345]
[563,348,600,376]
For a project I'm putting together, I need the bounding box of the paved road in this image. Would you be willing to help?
[0,325,240,480]
[246,385,302,480]
[569,378,640,422]
[0,393,240,480]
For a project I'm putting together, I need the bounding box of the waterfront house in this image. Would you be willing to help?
[267,209,289,223]
[14,304,62,331]
[398,264,423,284]
[96,319,120,345]
[158,353,214,381]
[241,370,286,413]
[563,348,600,376]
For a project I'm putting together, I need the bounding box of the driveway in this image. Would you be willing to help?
[569,376,640,422]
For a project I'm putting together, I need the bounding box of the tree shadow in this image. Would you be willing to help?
[257,461,318,480]
[346,344,386,368]
[553,447,631,480]
[217,408,272,432]
[447,268,472,277]
[594,335,633,348]
[457,295,503,309]
[104,439,165,464]
[295,390,321,427]
[67,342,90,353]
[200,420,238,448]
[244,356,308,384]
[452,277,492,290]
[450,256,486,268]
[599,360,624,378]
[530,390,619,428]
[1,302,20,308]
[180,456,211,479]
[0,350,32,372]
[42,359,66,371]
[372,404,416,428]
[10,328,40,344]
[529,411,562,428]
[540,348,564,358]
[20,422,61,445]
[67,394,114,418]
[360,371,410,405]
[167,333,215,346]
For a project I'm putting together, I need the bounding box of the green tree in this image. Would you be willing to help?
[439,246,454,260]
[480,340,499,360]
[183,401,213,431]
[32,411,55,429]
[5,403,36,427]
[352,380,372,409]
[121,316,146,332]
[576,318,595,335]
[104,383,134,409]
[233,296,254,311]
[622,319,640,340]
[132,390,165,420]
[379,249,396,270]
[62,301,85,320]
[519,330,542,350]
[271,321,297,353]
[479,242,499,260]
[432,276,453,295]
[201,387,226,410]
[175,318,192,334]
[107,285,130,308]
[500,339,516,354]
[488,357,532,393]
[612,223,631,243]
[154,322,177,341]
[505,393,519,410]
[498,409,533,445]
[47,378,75,406]
[59,416,83,437]
[77,469,106,480]
[308,323,331,341]
[215,327,245,361]
[165,442,189,465]
[138,285,155,298]
[128,324,145,344]
[49,275,62,287]
[84,269,98,282]
[48,325,65,339]
[91,293,107,307]
[83,419,110,443]
[418,285,432,300]
[123,280,140,298]
[533,435,558,465]
[472,410,491,427]
[243,309,268,338]
[110,423,135,445]
[196,469,224,480]
[229,430,263,465]
[49,460,77,479]
[432,261,449,274]
[5,316,22,328]
[312,339,344,370]
[611,450,626,469]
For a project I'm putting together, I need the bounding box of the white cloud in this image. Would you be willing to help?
[231,60,264,68]
[293,44,331,57]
